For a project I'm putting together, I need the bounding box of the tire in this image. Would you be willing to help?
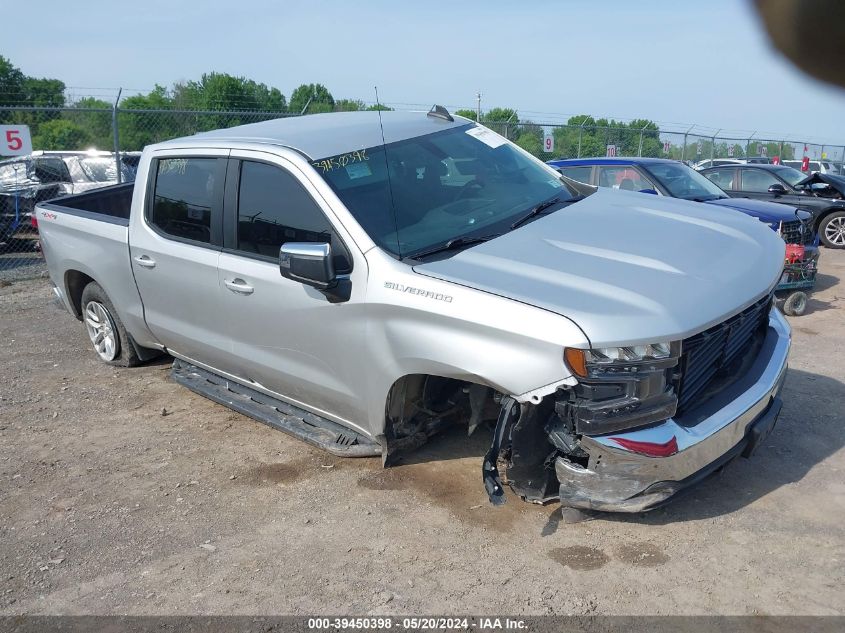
[819,210,845,249]
[782,291,808,317]
[79,282,142,367]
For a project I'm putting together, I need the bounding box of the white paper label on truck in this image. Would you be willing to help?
[465,126,507,148]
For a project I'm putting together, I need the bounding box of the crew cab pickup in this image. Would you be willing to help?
[36,109,791,512]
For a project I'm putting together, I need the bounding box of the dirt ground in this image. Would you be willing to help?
[1,249,844,617]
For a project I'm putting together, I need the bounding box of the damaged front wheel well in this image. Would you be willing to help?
[382,374,501,465]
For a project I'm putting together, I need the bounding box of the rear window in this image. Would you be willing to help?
[150,158,219,244]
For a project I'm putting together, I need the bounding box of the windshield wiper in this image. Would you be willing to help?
[409,234,501,261]
[510,195,580,229]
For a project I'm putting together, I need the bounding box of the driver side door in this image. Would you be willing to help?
[215,151,370,431]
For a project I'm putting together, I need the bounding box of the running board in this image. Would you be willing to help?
[170,359,381,457]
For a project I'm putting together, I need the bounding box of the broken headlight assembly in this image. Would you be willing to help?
[561,341,682,436]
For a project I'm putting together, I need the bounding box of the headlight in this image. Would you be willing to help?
[564,341,680,378]
[561,341,682,436]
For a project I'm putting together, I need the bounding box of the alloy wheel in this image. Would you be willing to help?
[84,301,119,361]
[824,216,845,247]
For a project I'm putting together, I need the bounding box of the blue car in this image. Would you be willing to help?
[548,157,819,315]
[548,157,818,247]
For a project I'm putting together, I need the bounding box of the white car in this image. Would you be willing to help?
[781,159,837,175]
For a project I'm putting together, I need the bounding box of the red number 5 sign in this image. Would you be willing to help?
[0,125,33,156]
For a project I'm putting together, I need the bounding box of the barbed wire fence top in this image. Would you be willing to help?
[1,103,844,281]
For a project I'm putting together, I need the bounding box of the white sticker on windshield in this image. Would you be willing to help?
[345,162,372,180]
[465,125,507,148]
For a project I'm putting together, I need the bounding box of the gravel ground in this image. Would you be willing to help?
[0,249,843,616]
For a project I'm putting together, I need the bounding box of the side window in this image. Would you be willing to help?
[596,165,655,191]
[151,158,218,244]
[739,169,780,193]
[703,168,736,190]
[236,161,351,273]
[558,166,592,184]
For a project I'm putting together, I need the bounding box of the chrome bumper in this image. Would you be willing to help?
[556,308,791,512]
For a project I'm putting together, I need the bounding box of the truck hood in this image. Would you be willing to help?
[705,196,807,223]
[414,189,785,347]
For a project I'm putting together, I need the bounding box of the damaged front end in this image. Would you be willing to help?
[483,341,683,507]
[484,305,790,513]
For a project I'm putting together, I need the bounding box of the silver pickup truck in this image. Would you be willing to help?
[36,108,790,512]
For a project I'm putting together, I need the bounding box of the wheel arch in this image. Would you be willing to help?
[64,269,97,320]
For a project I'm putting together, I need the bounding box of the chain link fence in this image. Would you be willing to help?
[2,105,845,281]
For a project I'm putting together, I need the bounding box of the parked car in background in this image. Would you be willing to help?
[548,157,817,247]
[781,159,837,175]
[0,150,135,245]
[700,163,845,248]
[35,110,790,513]
[693,158,745,170]
[694,158,771,170]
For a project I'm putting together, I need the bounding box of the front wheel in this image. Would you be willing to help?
[819,210,845,248]
[80,282,142,367]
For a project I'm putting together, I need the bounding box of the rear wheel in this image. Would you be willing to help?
[819,211,845,248]
[80,282,142,367]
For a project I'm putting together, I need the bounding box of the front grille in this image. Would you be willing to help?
[676,294,771,413]
[780,219,814,245]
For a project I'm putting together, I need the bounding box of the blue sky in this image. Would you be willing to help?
[7,0,845,143]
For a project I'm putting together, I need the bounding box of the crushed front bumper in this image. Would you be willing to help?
[555,308,791,512]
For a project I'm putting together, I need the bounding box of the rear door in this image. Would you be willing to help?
[702,167,738,194]
[215,150,369,429]
[129,149,233,370]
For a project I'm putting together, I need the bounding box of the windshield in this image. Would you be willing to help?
[774,166,807,187]
[65,156,132,183]
[644,161,726,200]
[315,124,573,258]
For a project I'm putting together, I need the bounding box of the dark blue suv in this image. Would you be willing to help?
[548,157,818,248]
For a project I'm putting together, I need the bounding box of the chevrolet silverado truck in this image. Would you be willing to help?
[35,108,791,512]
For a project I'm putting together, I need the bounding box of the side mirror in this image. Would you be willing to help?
[638,188,658,195]
[768,183,788,196]
[279,242,336,290]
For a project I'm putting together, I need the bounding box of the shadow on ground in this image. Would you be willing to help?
[602,367,845,524]
[381,368,844,529]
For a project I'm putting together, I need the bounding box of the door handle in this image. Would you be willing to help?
[133,255,156,268]
[224,278,254,295]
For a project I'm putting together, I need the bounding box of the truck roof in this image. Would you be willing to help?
[165,110,471,160]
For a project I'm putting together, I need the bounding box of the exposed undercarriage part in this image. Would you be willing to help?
[382,374,501,466]
[383,374,575,504]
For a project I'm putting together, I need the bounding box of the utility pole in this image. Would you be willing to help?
[476,92,482,123]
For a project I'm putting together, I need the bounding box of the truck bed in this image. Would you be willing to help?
[39,183,134,225]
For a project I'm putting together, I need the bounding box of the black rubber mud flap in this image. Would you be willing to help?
[171,359,381,458]
[483,396,519,505]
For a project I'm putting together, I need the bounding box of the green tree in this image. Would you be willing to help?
[0,55,25,107]
[365,103,393,111]
[23,77,65,107]
[334,99,365,112]
[32,119,91,150]
[289,83,334,114]
[67,97,113,149]
[454,109,477,121]
[118,87,186,149]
